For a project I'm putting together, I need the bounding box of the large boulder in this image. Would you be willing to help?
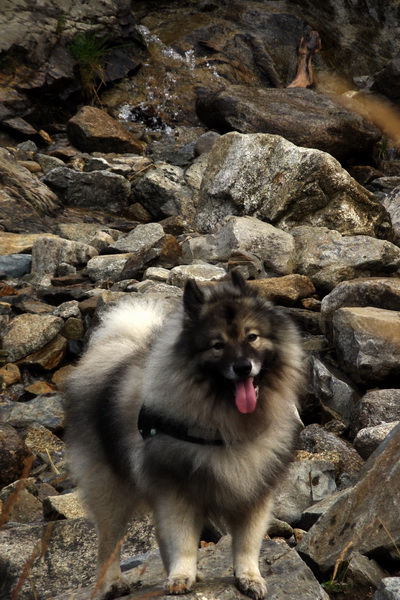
[196,87,381,162]
[194,133,391,238]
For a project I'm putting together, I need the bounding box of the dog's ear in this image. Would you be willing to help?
[230,269,250,294]
[183,278,204,319]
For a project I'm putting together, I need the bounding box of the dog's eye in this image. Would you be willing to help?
[213,341,226,350]
[247,333,258,342]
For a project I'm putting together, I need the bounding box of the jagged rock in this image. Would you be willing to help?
[0,254,32,278]
[16,334,67,370]
[109,223,165,253]
[0,480,43,524]
[182,216,296,276]
[0,515,156,600]
[194,133,391,237]
[352,389,400,433]
[0,148,59,233]
[53,300,81,319]
[167,264,226,287]
[320,278,400,337]
[299,491,347,530]
[382,185,400,244]
[43,167,131,213]
[372,577,400,600]
[273,459,337,524]
[292,227,400,292]
[298,424,364,489]
[298,424,400,574]
[0,394,65,431]
[333,307,400,386]
[0,424,31,487]
[353,422,400,459]
[31,236,97,275]
[346,552,387,590]
[304,356,360,425]
[86,253,133,282]
[196,86,381,162]
[132,162,196,221]
[35,153,65,174]
[2,314,64,362]
[67,105,145,154]
[43,491,87,520]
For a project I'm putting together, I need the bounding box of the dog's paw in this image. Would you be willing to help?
[235,575,267,600]
[96,577,131,600]
[164,576,194,595]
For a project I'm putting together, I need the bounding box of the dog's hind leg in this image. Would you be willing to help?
[152,492,203,595]
[230,496,273,600]
[84,472,136,600]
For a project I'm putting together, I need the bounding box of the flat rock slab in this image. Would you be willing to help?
[54,537,328,600]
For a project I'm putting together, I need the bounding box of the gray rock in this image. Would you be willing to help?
[297,424,400,574]
[182,216,296,276]
[299,491,347,530]
[167,264,226,287]
[372,578,400,600]
[56,223,120,244]
[35,153,65,174]
[353,422,400,459]
[305,356,360,425]
[88,230,115,252]
[0,394,65,431]
[346,552,387,590]
[0,423,30,487]
[143,267,170,282]
[44,167,131,213]
[110,223,165,253]
[354,389,400,432]
[333,307,400,386]
[52,301,81,319]
[0,516,156,600]
[0,254,32,277]
[292,227,400,292]
[133,162,196,221]
[196,87,380,163]
[43,490,87,520]
[273,459,337,524]
[382,185,400,245]
[2,314,64,362]
[86,253,133,282]
[194,132,391,237]
[320,278,400,338]
[31,235,97,275]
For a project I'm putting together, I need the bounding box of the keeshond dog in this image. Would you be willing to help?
[66,271,304,600]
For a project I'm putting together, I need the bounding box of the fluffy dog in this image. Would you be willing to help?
[66,271,304,599]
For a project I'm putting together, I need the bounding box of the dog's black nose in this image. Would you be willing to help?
[233,359,252,377]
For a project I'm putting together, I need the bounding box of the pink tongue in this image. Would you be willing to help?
[234,378,257,414]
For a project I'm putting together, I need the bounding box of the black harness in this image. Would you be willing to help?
[138,406,224,447]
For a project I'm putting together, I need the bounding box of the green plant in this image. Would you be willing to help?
[68,32,110,102]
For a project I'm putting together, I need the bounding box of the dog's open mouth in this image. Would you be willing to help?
[234,378,259,414]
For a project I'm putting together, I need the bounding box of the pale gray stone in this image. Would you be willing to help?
[273,459,337,524]
[354,389,400,431]
[31,235,98,275]
[52,301,81,319]
[372,578,400,600]
[2,314,64,362]
[0,254,31,277]
[195,132,390,237]
[353,422,400,459]
[143,267,170,282]
[86,254,133,282]
[292,227,400,291]
[333,307,400,385]
[56,223,120,244]
[110,223,165,253]
[35,153,65,174]
[167,264,226,287]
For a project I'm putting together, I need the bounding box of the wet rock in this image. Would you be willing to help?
[43,167,132,213]
[298,424,364,489]
[297,424,400,574]
[133,162,196,221]
[2,314,64,362]
[86,253,133,282]
[0,515,156,600]
[320,278,400,337]
[195,133,391,237]
[333,307,400,386]
[0,424,31,487]
[0,394,65,431]
[273,459,337,524]
[353,422,400,459]
[292,227,400,292]
[0,254,32,278]
[167,264,226,287]
[182,216,296,276]
[0,148,59,233]
[31,235,97,275]
[372,578,400,600]
[196,87,381,163]
[247,275,315,307]
[67,105,145,154]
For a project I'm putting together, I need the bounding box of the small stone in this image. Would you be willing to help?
[167,264,226,287]
[24,381,55,396]
[0,481,43,524]
[61,317,85,340]
[0,394,65,431]
[23,423,65,455]
[0,363,21,386]
[51,365,75,390]
[2,314,64,363]
[17,335,67,370]
[0,424,31,487]
[353,422,400,459]
[43,490,87,520]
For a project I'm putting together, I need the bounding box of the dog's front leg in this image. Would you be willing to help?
[153,493,203,595]
[230,496,273,600]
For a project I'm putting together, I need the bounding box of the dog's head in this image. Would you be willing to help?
[179,270,298,414]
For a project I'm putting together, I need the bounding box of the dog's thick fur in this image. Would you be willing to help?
[66,272,304,599]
